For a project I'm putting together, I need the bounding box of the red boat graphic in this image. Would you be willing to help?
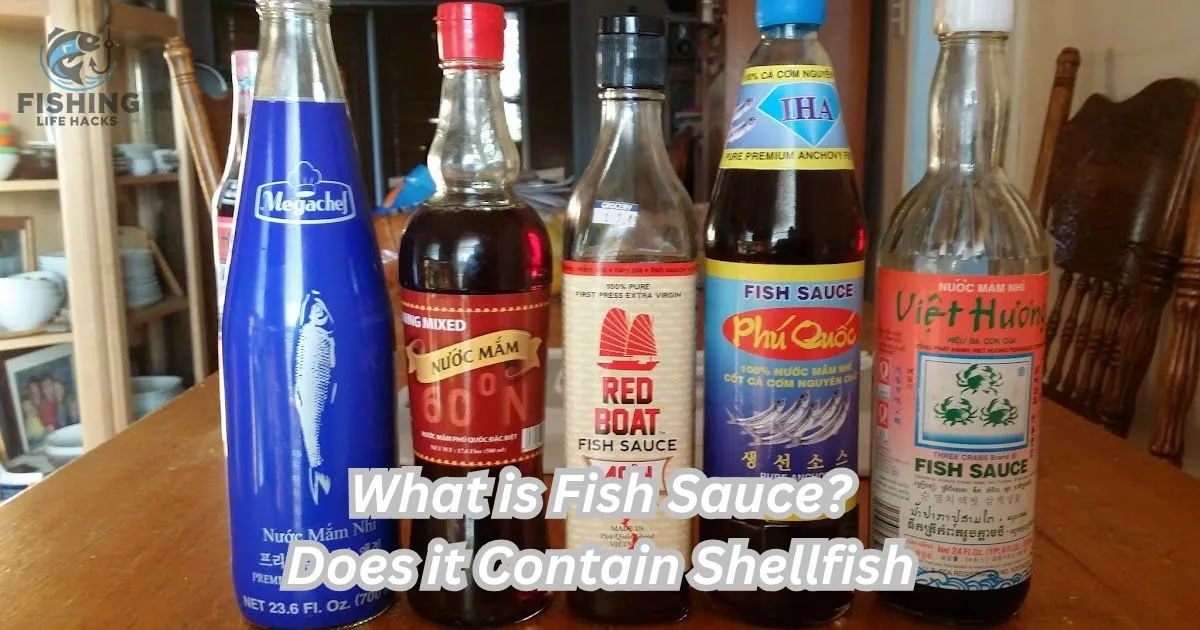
[597,308,658,371]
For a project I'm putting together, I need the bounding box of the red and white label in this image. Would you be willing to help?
[562,261,696,558]
[871,269,1048,589]
[401,289,549,467]
[215,215,235,314]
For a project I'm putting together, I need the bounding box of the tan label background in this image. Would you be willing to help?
[562,268,696,560]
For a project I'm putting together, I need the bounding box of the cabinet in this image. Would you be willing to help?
[0,0,205,455]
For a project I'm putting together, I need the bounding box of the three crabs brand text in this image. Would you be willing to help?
[17,92,140,127]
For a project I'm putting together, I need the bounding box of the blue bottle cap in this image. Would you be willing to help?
[756,0,826,29]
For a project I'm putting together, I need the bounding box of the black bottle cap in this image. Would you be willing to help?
[596,14,668,90]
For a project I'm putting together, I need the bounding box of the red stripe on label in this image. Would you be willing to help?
[563,261,696,277]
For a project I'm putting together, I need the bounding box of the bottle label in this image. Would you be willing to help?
[704,260,863,518]
[721,65,853,171]
[224,99,396,627]
[215,210,235,314]
[562,261,696,557]
[401,289,549,467]
[871,269,1049,589]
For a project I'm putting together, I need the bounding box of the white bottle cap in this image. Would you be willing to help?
[936,0,1014,33]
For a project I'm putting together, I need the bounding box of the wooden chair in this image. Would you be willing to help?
[1030,48,1200,438]
[1150,161,1200,465]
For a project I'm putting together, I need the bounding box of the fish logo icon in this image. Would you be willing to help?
[40,28,116,92]
[293,291,338,505]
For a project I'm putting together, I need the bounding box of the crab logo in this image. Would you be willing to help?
[40,28,116,92]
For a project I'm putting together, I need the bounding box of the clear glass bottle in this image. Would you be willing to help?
[222,1,397,628]
[872,0,1049,624]
[399,3,551,626]
[562,14,697,625]
[212,49,257,319]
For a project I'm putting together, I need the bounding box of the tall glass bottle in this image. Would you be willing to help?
[563,14,697,625]
[398,3,551,626]
[216,50,255,454]
[222,1,397,627]
[213,49,257,318]
[872,0,1047,623]
[702,0,866,626]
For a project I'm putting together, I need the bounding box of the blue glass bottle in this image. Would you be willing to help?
[221,1,397,627]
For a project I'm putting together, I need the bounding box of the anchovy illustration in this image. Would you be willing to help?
[726,117,758,143]
[794,393,850,446]
[44,28,106,87]
[731,97,756,122]
[293,292,337,505]
[792,388,843,437]
[727,399,785,427]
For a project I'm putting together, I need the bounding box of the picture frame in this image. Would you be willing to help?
[5,344,79,455]
[0,216,35,277]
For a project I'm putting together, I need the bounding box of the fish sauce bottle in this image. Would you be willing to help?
[563,14,698,625]
[221,0,398,627]
[213,49,257,320]
[215,49,256,454]
[702,0,866,625]
[399,3,552,626]
[872,0,1048,623]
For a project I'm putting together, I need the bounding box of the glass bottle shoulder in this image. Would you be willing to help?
[877,171,1049,275]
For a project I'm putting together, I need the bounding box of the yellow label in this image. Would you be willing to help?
[405,330,542,384]
[721,63,853,171]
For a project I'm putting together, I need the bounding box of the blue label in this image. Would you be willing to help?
[720,64,854,171]
[704,260,863,493]
[222,99,397,628]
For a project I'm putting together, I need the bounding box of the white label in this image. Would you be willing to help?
[562,261,696,561]
[592,200,639,227]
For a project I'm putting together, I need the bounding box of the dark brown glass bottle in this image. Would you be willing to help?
[701,1,866,627]
[399,3,551,626]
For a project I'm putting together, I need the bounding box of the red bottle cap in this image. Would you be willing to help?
[435,2,506,62]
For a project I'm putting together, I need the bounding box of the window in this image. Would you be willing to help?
[501,11,524,145]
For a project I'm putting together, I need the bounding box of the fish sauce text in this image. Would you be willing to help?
[702,0,866,626]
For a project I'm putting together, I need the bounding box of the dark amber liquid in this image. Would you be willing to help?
[398,201,553,627]
[568,585,689,625]
[880,581,1031,625]
[704,168,866,626]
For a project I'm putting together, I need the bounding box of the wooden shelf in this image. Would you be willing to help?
[0,173,179,194]
[0,179,58,192]
[0,331,73,352]
[116,173,180,186]
[127,295,188,327]
[0,2,179,42]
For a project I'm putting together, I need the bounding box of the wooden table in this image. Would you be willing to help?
[4,326,1200,628]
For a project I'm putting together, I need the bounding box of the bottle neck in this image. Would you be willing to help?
[595,88,668,163]
[928,33,1009,173]
[429,61,520,198]
[760,23,821,41]
[254,0,343,102]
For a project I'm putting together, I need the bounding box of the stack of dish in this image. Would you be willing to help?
[132,375,185,419]
[43,424,84,468]
[122,248,163,308]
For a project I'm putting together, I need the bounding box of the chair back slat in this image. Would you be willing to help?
[1032,49,1200,434]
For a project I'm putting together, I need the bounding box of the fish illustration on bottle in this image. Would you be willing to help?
[731,97,756,122]
[293,290,337,504]
[726,116,758,143]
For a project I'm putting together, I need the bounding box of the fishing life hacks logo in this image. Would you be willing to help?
[16,19,140,127]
